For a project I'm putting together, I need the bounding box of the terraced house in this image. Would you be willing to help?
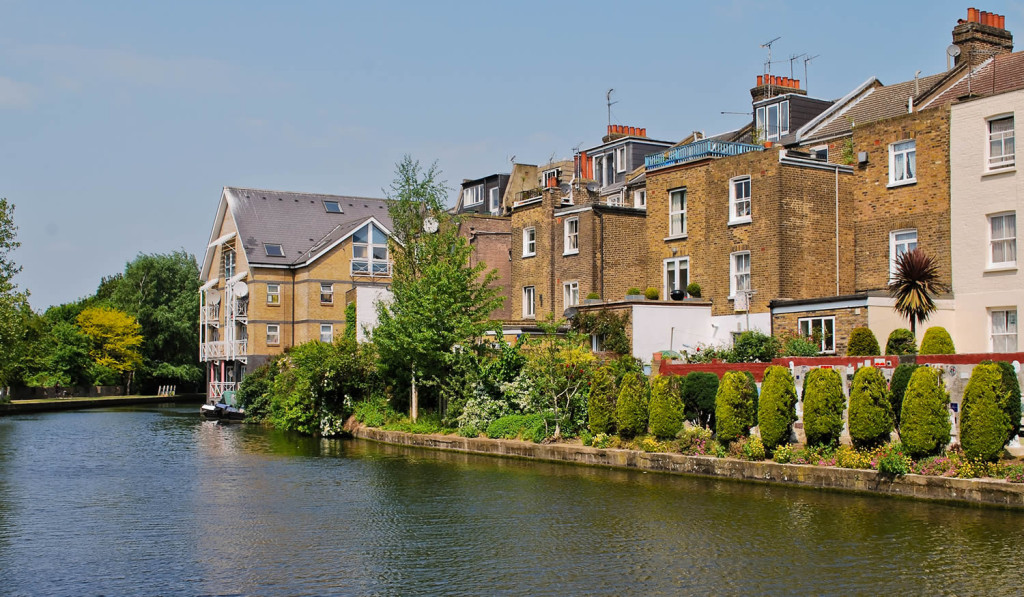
[199,187,394,400]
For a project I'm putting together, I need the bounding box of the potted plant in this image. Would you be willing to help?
[584,292,602,305]
[644,287,660,300]
[626,287,645,301]
[686,282,702,298]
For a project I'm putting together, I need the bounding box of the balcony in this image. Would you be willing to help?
[644,140,763,171]
[208,381,237,402]
[201,304,220,325]
[351,260,392,277]
[231,299,248,319]
[200,340,248,362]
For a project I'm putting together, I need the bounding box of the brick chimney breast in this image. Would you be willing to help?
[953,9,1013,67]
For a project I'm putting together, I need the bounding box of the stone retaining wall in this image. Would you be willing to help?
[0,394,206,415]
[351,426,1024,509]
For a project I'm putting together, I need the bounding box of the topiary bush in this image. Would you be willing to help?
[745,371,759,426]
[715,371,756,444]
[888,363,920,431]
[648,376,684,439]
[847,366,893,449]
[626,287,642,296]
[961,363,1011,462]
[899,367,951,458]
[757,366,797,451]
[587,366,617,435]
[644,287,659,300]
[846,327,880,356]
[919,326,955,355]
[615,372,649,438]
[682,372,718,428]
[686,282,701,298]
[802,367,845,448]
[885,328,917,356]
[983,360,1023,443]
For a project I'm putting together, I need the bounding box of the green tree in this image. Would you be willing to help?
[648,375,684,439]
[682,372,719,428]
[887,248,947,334]
[373,156,504,418]
[802,368,845,447]
[758,365,797,450]
[587,366,616,434]
[0,199,31,388]
[75,306,144,392]
[715,371,756,444]
[521,317,596,438]
[899,367,951,458]
[730,330,781,362]
[960,363,1011,462]
[847,366,893,449]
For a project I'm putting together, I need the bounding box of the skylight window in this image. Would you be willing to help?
[264,243,285,257]
[323,200,342,213]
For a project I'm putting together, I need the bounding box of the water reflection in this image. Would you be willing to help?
[1,407,1022,596]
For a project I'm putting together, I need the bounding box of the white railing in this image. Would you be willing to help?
[234,339,248,356]
[200,339,249,362]
[208,381,236,401]
[232,299,248,319]
[201,341,226,360]
[201,305,220,325]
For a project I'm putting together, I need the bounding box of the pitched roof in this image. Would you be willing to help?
[919,52,1024,109]
[222,187,393,268]
[799,72,947,142]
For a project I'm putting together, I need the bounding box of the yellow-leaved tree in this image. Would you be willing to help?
[76,306,143,394]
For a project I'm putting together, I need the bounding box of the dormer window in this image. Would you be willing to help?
[615,146,626,172]
[755,99,790,141]
[323,200,342,213]
[541,168,561,187]
[352,223,390,276]
[264,243,285,257]
[464,185,484,206]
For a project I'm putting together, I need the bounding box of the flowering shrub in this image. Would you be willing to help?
[876,443,913,477]
[639,436,666,453]
[791,445,837,467]
[772,444,794,464]
[592,433,613,449]
[712,441,727,458]
[729,436,766,461]
[1006,463,1024,483]
[676,426,714,456]
[835,445,873,469]
[912,455,960,477]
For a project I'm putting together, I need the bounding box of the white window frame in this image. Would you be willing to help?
[542,168,560,187]
[464,184,484,205]
[564,217,579,255]
[489,187,500,213]
[222,247,235,279]
[889,229,918,279]
[634,189,646,208]
[522,286,536,318]
[266,324,280,346]
[730,251,751,299]
[266,283,280,305]
[320,282,334,304]
[755,99,790,142]
[888,139,917,186]
[987,114,1015,170]
[729,176,752,225]
[522,227,536,257]
[606,192,624,207]
[991,308,1018,352]
[989,212,1017,268]
[668,188,687,238]
[615,146,627,173]
[563,281,579,309]
[320,324,334,344]
[798,316,835,354]
[351,223,391,276]
[664,257,689,298]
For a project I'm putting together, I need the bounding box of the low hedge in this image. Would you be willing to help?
[486,413,553,443]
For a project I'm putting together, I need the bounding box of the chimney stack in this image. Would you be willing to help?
[603,124,647,143]
[750,74,807,103]
[953,8,1013,67]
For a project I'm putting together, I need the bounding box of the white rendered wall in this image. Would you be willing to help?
[950,91,1024,353]
[710,312,772,346]
[356,286,392,343]
[631,303,714,362]
[866,296,958,349]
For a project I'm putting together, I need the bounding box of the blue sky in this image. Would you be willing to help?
[2,0,1019,308]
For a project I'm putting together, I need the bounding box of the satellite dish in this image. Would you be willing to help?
[423,217,439,234]
[558,183,572,194]
[947,44,961,58]
[585,182,599,192]
[234,282,249,298]
[208,289,221,305]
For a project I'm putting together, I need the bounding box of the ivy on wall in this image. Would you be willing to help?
[571,310,631,356]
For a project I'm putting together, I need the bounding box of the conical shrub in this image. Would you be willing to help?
[615,371,649,439]
[715,371,756,444]
[889,363,920,431]
[961,363,1011,462]
[649,375,684,439]
[682,372,719,428]
[847,366,893,449]
[885,328,917,356]
[802,367,845,448]
[758,366,797,450]
[587,366,616,435]
[846,327,880,356]
[982,360,1022,443]
[919,327,955,355]
[899,367,950,458]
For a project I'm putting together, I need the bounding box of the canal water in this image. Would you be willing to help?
[1,406,1022,596]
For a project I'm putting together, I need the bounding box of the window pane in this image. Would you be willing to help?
[371,225,388,244]
[372,246,388,260]
[353,226,368,244]
[353,245,366,258]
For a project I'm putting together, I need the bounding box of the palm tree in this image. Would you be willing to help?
[887,248,948,335]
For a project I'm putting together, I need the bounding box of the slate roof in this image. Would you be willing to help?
[919,52,1024,108]
[223,187,393,268]
[799,72,947,142]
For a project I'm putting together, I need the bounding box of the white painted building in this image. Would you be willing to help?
[950,90,1022,353]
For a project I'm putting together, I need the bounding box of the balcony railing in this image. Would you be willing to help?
[351,261,392,277]
[645,140,763,170]
[200,340,248,362]
[208,381,237,402]
[231,299,248,319]
[201,304,220,324]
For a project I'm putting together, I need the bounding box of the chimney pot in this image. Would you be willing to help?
[1000,14,1005,28]
[969,7,978,22]
[795,78,800,89]
[757,74,763,86]
[640,128,646,137]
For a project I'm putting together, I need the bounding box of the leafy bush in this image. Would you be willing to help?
[802,368,845,448]
[686,282,702,298]
[983,360,1022,443]
[835,445,872,469]
[682,372,719,428]
[685,344,733,363]
[354,394,399,428]
[729,436,765,461]
[626,287,642,296]
[846,327,880,356]
[847,366,893,449]
[457,424,481,438]
[486,413,552,442]
[383,411,447,435]
[639,436,666,453]
[585,292,601,300]
[644,287,659,300]
[885,328,917,356]
[919,327,955,355]
[876,442,912,477]
[614,372,649,438]
[675,425,714,455]
[587,366,617,434]
[899,367,951,458]
[772,444,794,463]
[888,364,920,431]
[757,366,797,451]
[648,376,684,439]
[236,358,281,422]
[715,371,756,444]
[571,310,631,355]
[781,334,820,357]
[960,363,1010,462]
[1006,463,1024,484]
[731,330,782,363]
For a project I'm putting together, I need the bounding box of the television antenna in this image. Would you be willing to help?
[788,53,807,79]
[606,88,618,127]
[803,54,820,91]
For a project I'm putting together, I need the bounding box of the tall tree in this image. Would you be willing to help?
[372,156,504,418]
[887,248,947,335]
[76,306,144,393]
[0,199,31,387]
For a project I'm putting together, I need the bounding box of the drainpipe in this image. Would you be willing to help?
[597,210,605,298]
[291,268,296,347]
[835,163,840,296]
